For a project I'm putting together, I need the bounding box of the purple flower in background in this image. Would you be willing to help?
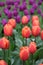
[41,0,43,1]
[29,0,35,5]
[0,2,5,7]
[7,11,12,19]
[0,12,2,17]
[24,9,29,15]
[7,5,11,10]
[41,13,43,18]
[22,0,26,2]
[13,10,18,16]
[3,8,9,15]
[2,19,7,26]
[19,3,27,11]
[16,15,21,23]
[37,8,42,14]
[6,0,14,5]
[30,7,35,15]
[32,3,38,10]
[14,2,19,8]
[19,5,24,11]
[16,0,20,4]
[38,0,42,5]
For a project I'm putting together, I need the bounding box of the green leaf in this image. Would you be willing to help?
[33,48,43,60]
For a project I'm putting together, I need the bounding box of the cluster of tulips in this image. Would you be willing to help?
[20,15,43,65]
[0,15,43,65]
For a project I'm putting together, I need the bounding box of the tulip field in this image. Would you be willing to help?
[0,0,43,65]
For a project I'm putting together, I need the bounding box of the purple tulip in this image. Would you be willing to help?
[19,3,27,11]
[0,12,2,17]
[15,0,20,4]
[22,0,26,2]
[32,3,38,10]
[29,0,35,5]
[19,5,24,11]
[6,0,14,5]
[2,19,7,26]
[37,8,42,14]
[42,0,43,1]
[7,5,11,10]
[16,15,21,23]
[7,11,12,19]
[3,8,9,15]
[14,2,19,8]
[38,0,42,5]
[41,13,43,18]
[30,7,35,15]
[13,10,18,16]
[0,2,5,7]
[24,9,29,15]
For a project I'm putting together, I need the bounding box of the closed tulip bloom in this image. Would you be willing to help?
[41,13,43,18]
[0,2,5,7]
[20,46,30,61]
[32,26,41,36]
[30,7,35,15]
[32,3,38,10]
[0,37,10,49]
[2,19,7,26]
[29,0,35,5]
[0,60,8,65]
[4,24,13,36]
[24,9,29,15]
[40,30,43,40]
[13,10,18,16]
[32,15,39,22]
[0,12,2,17]
[22,26,31,38]
[16,0,20,4]
[29,42,37,54]
[32,20,40,26]
[37,8,42,14]
[6,0,14,5]
[38,0,42,5]
[8,19,16,28]
[3,8,9,15]
[7,11,12,19]
[39,64,43,65]
[16,15,21,23]
[7,5,11,10]
[22,16,29,24]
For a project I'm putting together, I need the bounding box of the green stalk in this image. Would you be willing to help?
[25,38,27,46]
[23,61,25,65]
[3,49,6,60]
[7,36,10,65]
[32,54,34,65]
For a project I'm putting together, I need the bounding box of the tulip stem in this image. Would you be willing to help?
[3,49,6,60]
[32,54,34,65]
[25,38,27,46]
[23,61,25,65]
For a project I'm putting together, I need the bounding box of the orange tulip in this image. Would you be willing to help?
[29,42,37,54]
[0,60,8,65]
[8,19,16,28]
[22,16,29,24]
[32,26,41,36]
[0,37,10,49]
[4,24,13,36]
[22,26,31,38]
